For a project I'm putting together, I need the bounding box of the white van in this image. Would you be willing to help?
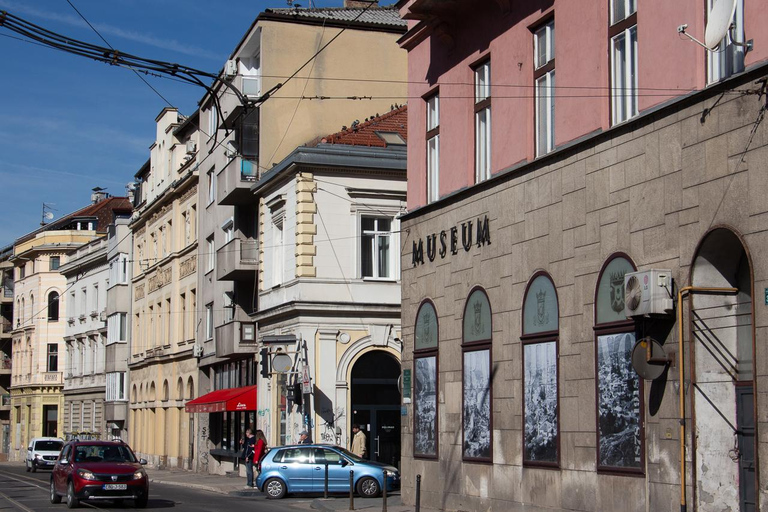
[26,437,63,472]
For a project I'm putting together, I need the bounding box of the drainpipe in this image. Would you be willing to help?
[676,286,738,512]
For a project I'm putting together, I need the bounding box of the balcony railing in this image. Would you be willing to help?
[216,157,258,206]
[1,285,12,299]
[42,372,63,384]
[216,238,259,281]
[0,318,11,333]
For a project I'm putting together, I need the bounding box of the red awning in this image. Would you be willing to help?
[185,385,257,413]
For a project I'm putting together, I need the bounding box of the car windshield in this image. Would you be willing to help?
[73,445,136,463]
[35,441,63,451]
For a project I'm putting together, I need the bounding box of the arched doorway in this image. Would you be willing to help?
[350,351,401,468]
[691,228,755,512]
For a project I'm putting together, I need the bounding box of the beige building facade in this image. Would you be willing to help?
[129,108,200,469]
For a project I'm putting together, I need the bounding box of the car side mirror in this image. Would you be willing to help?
[139,458,148,465]
[340,459,349,467]
[59,458,68,465]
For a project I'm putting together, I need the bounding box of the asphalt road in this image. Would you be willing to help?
[0,465,311,512]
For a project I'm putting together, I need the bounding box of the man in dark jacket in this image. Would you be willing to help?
[241,429,256,488]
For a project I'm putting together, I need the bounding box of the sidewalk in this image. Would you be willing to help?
[146,466,438,512]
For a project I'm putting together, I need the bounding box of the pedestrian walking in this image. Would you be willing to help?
[350,424,367,458]
[239,429,256,488]
[253,429,268,472]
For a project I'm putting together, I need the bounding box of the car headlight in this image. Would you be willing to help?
[34,454,41,459]
[133,470,146,480]
[77,469,97,481]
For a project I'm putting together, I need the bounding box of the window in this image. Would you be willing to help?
[205,304,213,340]
[49,256,60,271]
[534,19,555,156]
[109,253,128,286]
[474,59,491,183]
[108,313,127,344]
[414,300,439,458]
[594,254,643,472]
[222,218,234,244]
[106,372,127,401]
[426,93,440,203]
[522,272,559,467]
[206,236,215,273]
[223,292,235,323]
[47,291,59,321]
[272,213,285,287]
[81,288,87,314]
[610,0,637,125]
[207,169,215,205]
[361,216,393,279]
[180,293,187,341]
[47,343,58,372]
[19,265,25,280]
[207,106,218,138]
[462,287,492,462]
[707,0,744,83]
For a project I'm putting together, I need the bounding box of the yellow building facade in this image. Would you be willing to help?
[128,108,199,469]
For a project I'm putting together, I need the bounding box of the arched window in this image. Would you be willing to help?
[462,287,492,462]
[521,271,559,466]
[162,380,169,401]
[48,291,60,321]
[413,299,438,458]
[594,253,643,472]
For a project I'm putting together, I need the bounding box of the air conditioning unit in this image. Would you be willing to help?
[624,270,674,317]
[193,345,203,358]
[224,59,237,80]
[185,139,197,155]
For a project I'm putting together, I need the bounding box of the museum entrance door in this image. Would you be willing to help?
[350,350,401,468]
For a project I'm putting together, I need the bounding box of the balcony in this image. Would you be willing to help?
[214,320,257,358]
[216,238,258,281]
[0,394,10,410]
[0,355,10,374]
[216,157,258,205]
[0,318,11,337]
[0,285,12,303]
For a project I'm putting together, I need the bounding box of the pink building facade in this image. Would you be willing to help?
[398,1,768,511]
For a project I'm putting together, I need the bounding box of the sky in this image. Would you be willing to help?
[0,0,344,247]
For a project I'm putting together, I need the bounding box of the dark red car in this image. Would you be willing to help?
[50,440,149,508]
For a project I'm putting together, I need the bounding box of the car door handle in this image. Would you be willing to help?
[280,466,287,469]
[314,467,322,471]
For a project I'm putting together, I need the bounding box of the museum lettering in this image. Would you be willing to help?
[412,215,491,266]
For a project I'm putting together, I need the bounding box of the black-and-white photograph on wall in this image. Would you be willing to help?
[597,332,641,468]
[524,342,558,463]
[463,349,491,459]
[414,356,437,456]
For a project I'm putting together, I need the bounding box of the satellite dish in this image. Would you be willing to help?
[271,353,293,373]
[44,212,54,220]
[704,0,737,50]
[631,337,669,380]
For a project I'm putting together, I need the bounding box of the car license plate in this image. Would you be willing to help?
[103,484,127,490]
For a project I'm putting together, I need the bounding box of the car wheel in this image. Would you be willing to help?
[134,494,148,508]
[25,460,30,472]
[32,460,37,473]
[66,481,80,509]
[50,479,61,504]
[264,478,286,499]
[356,476,381,498]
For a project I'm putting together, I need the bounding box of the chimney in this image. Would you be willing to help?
[344,0,378,8]
[91,187,110,204]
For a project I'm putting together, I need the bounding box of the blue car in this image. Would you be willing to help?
[256,444,400,499]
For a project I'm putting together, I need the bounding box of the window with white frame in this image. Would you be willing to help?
[272,212,285,287]
[610,0,637,125]
[109,253,128,287]
[49,256,60,271]
[222,218,234,244]
[361,216,393,279]
[707,0,744,83]
[534,19,555,156]
[205,304,214,339]
[426,93,440,203]
[207,168,215,205]
[207,106,218,138]
[223,292,235,323]
[474,59,492,183]
[206,236,215,273]
[106,372,127,401]
[107,313,127,344]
